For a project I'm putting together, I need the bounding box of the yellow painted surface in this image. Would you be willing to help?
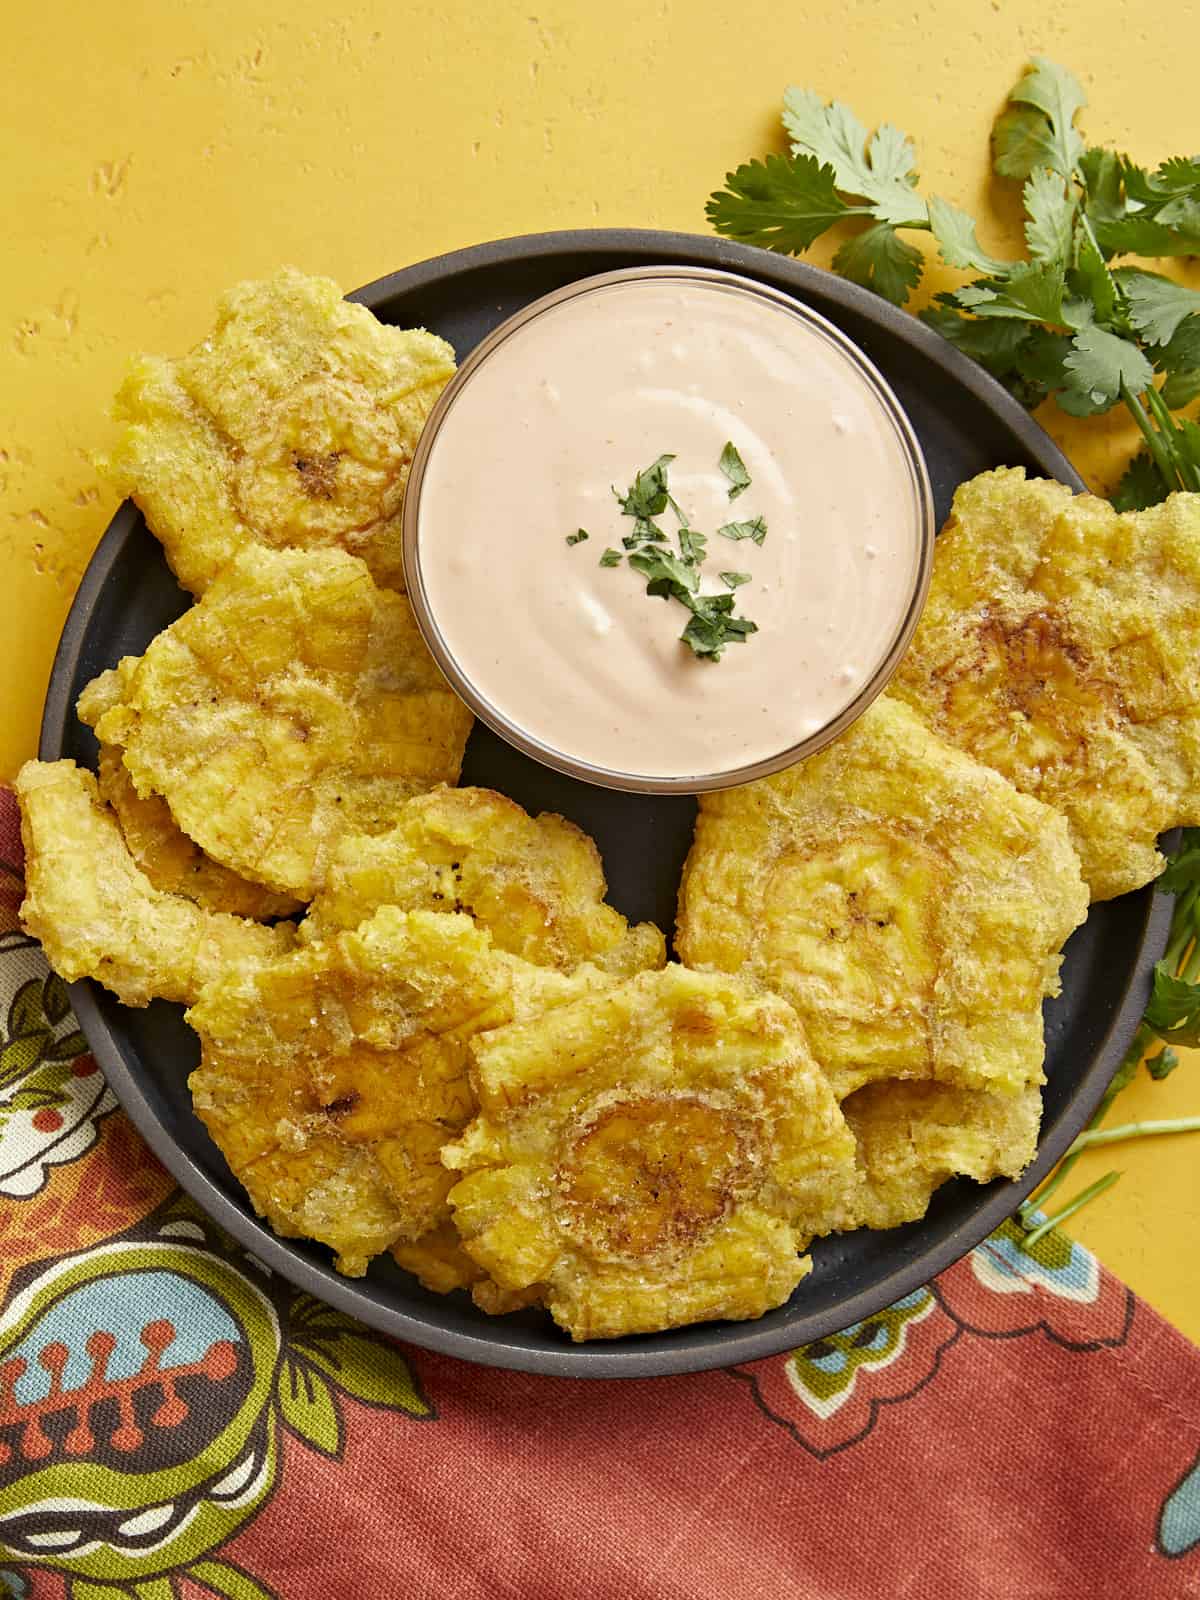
[2,0,1197,1335]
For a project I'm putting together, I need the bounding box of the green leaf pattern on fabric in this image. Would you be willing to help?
[276,1355,342,1458]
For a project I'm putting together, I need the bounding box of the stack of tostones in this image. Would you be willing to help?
[444,966,856,1340]
[21,258,1195,1343]
[97,267,456,595]
[893,467,1200,900]
[88,544,473,899]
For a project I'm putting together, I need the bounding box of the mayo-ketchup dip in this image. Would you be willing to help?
[402,266,934,793]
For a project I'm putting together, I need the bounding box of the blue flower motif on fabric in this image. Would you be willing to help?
[1160,1453,1200,1558]
[970,1212,1099,1304]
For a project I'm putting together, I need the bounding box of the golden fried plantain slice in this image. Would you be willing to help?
[389,1221,541,1313]
[892,467,1200,900]
[800,1080,1041,1237]
[443,965,856,1342]
[14,760,294,1007]
[677,696,1087,1100]
[187,908,515,1277]
[96,267,456,594]
[78,665,302,920]
[305,784,665,976]
[91,545,474,899]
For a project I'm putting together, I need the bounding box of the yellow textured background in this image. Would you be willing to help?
[2,0,1197,1336]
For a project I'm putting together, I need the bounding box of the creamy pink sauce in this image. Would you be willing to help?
[414,275,925,781]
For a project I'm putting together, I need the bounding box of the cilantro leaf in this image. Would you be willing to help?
[1115,269,1200,346]
[1093,212,1200,258]
[1158,828,1200,893]
[1062,324,1154,408]
[706,154,857,254]
[616,455,675,518]
[1079,146,1124,231]
[678,525,707,564]
[623,517,666,547]
[992,56,1086,180]
[1024,167,1076,266]
[1145,960,1200,1047]
[598,548,622,568]
[782,89,927,225]
[565,528,589,546]
[717,515,768,545]
[1070,217,1116,324]
[928,196,1008,274]
[1163,369,1200,411]
[954,262,1066,325]
[1083,155,1200,256]
[1015,327,1076,392]
[627,546,699,595]
[719,570,751,589]
[832,222,924,306]
[1151,156,1200,194]
[718,442,752,499]
[680,597,758,661]
[1112,450,1166,511]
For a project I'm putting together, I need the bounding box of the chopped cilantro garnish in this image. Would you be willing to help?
[565,528,589,546]
[719,441,752,499]
[615,454,676,518]
[678,524,708,564]
[599,450,761,659]
[627,546,699,595]
[717,515,768,545]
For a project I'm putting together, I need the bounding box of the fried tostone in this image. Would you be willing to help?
[96,267,456,595]
[677,696,1088,1100]
[77,666,302,921]
[187,908,516,1277]
[892,467,1200,900]
[305,784,665,976]
[443,965,855,1342]
[14,760,294,1007]
[91,545,474,899]
[800,1080,1042,1237]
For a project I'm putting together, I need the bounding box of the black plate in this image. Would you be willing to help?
[40,230,1171,1378]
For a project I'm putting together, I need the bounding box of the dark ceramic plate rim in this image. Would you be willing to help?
[40,229,1171,1379]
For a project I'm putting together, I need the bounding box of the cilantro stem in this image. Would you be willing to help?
[1122,383,1184,498]
[1164,884,1199,969]
[1019,1148,1082,1220]
[1068,1116,1200,1152]
[1144,384,1200,494]
[1019,1018,1151,1223]
[1018,1170,1121,1252]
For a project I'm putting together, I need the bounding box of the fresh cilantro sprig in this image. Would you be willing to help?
[571,451,762,661]
[707,57,1200,507]
[1015,827,1200,1246]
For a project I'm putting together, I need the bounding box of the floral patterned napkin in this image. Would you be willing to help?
[0,785,1197,1600]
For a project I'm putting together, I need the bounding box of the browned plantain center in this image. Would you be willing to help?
[556,1096,750,1259]
[292,448,343,500]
